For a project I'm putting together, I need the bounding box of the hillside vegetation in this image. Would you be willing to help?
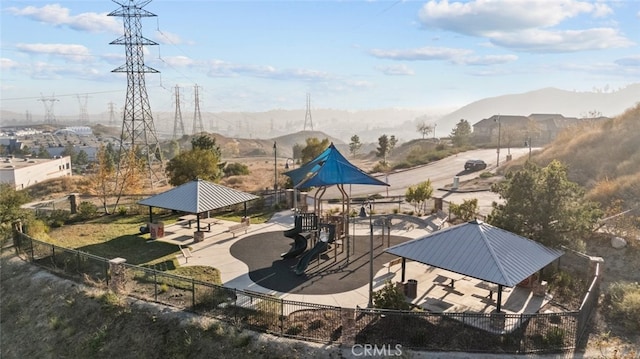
[510,103,640,208]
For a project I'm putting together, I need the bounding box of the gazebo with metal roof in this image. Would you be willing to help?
[138,179,259,229]
[385,219,564,312]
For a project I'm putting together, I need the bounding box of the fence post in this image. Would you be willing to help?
[341,307,357,345]
[280,298,284,336]
[108,257,127,293]
[192,279,196,310]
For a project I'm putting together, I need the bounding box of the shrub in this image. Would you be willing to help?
[373,280,410,310]
[224,162,250,177]
[48,209,70,228]
[77,201,99,221]
[608,281,640,331]
[450,198,479,222]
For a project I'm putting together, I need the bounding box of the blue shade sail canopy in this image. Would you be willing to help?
[283,143,389,188]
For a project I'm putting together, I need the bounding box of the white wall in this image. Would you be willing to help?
[0,156,72,190]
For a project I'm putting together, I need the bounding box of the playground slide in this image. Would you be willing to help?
[281,216,307,259]
[294,225,335,275]
[281,233,308,259]
[294,241,328,275]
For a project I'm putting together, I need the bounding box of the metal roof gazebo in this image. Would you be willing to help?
[138,179,259,229]
[385,219,564,312]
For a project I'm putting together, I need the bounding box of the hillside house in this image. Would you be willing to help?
[472,113,607,146]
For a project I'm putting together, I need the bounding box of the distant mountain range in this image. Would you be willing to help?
[2,83,638,145]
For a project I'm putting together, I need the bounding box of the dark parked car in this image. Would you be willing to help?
[464,159,487,171]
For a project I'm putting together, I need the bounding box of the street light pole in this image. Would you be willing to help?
[360,202,374,308]
[273,141,277,206]
[495,115,501,167]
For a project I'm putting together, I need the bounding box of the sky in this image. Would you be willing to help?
[1,0,639,120]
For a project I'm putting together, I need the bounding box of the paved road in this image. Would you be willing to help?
[320,147,535,216]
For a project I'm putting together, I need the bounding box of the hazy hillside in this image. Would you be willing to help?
[518,103,640,207]
[438,84,640,135]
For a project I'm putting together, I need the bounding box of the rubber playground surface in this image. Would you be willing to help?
[229,230,411,295]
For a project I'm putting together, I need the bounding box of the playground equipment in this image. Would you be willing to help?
[281,213,318,259]
[294,223,335,275]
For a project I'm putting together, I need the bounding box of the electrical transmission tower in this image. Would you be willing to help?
[108,0,166,188]
[303,93,314,131]
[192,84,204,135]
[38,94,59,125]
[77,94,90,125]
[108,102,117,126]
[173,85,185,140]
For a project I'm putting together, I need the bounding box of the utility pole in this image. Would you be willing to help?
[494,115,501,167]
[107,102,117,126]
[273,141,278,206]
[109,0,166,189]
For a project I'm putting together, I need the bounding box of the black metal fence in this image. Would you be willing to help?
[11,232,598,353]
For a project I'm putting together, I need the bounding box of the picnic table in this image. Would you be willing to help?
[179,215,221,231]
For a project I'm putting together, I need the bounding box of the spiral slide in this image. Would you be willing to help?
[281,217,308,259]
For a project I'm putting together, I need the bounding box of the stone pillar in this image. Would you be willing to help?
[194,231,205,243]
[109,257,127,293]
[490,310,506,331]
[68,194,77,214]
[341,308,357,345]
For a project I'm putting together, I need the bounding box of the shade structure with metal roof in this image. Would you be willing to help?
[385,219,564,312]
[138,179,259,224]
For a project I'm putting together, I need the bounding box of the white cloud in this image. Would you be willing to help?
[615,55,640,67]
[162,56,195,67]
[375,64,415,76]
[418,0,604,35]
[491,28,634,53]
[459,54,518,65]
[417,0,628,53]
[15,43,92,62]
[0,58,20,70]
[8,4,121,33]
[205,60,332,81]
[369,46,472,61]
[155,30,184,45]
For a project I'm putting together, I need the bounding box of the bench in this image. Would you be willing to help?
[228,222,250,237]
[179,245,193,263]
[384,258,403,273]
[432,210,449,230]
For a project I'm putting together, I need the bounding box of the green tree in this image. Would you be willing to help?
[191,134,221,157]
[75,150,89,166]
[165,148,222,186]
[61,143,77,163]
[405,180,433,215]
[416,121,433,139]
[301,138,329,164]
[450,198,479,222]
[487,160,602,249]
[0,183,31,228]
[349,135,362,157]
[376,134,390,166]
[450,119,472,147]
[292,143,304,162]
[36,145,51,159]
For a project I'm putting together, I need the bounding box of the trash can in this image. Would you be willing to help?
[405,279,418,298]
